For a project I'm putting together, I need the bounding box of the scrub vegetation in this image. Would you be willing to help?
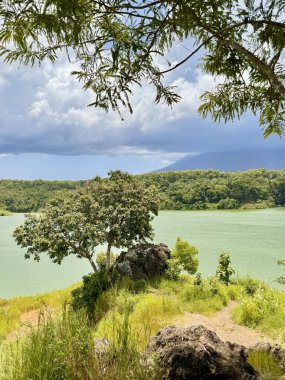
[1,275,285,379]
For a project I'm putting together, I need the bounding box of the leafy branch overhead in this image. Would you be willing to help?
[1,1,285,135]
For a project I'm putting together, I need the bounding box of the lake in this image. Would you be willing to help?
[1,209,285,298]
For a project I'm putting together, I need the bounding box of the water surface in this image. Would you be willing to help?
[1,209,285,298]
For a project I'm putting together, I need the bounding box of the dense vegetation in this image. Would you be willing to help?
[0,179,83,212]
[1,169,285,213]
[141,169,285,210]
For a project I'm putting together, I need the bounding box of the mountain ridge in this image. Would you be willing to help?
[157,149,285,172]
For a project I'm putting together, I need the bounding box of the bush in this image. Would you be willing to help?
[216,252,235,285]
[217,198,240,209]
[71,270,111,320]
[194,272,202,286]
[241,277,262,296]
[233,286,280,328]
[166,237,199,279]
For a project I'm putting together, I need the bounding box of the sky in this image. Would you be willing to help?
[0,43,284,180]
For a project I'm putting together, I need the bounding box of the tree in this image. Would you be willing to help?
[14,171,161,271]
[166,237,199,279]
[0,1,285,136]
[216,252,235,285]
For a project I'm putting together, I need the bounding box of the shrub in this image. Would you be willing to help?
[194,272,203,286]
[70,270,111,320]
[166,237,199,279]
[217,198,240,209]
[233,286,281,328]
[216,252,235,285]
[240,277,262,296]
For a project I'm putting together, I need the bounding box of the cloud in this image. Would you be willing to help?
[0,50,284,159]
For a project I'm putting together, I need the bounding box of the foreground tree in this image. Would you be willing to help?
[0,1,285,136]
[14,171,160,271]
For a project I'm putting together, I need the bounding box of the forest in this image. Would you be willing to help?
[1,169,285,212]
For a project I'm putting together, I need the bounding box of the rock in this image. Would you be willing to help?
[147,325,260,380]
[112,243,171,281]
[249,342,285,372]
[94,338,110,357]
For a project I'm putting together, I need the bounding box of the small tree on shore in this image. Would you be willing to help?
[166,237,199,279]
[216,252,235,285]
[14,171,160,272]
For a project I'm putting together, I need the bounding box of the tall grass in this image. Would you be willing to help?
[0,309,93,380]
[0,306,160,380]
[232,281,285,343]
[1,276,285,379]
[0,284,79,340]
[248,351,284,380]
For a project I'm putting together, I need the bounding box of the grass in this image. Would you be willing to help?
[94,276,241,349]
[232,281,285,344]
[1,275,285,379]
[0,307,160,380]
[248,351,284,380]
[0,283,79,340]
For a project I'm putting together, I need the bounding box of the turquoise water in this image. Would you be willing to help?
[1,209,285,298]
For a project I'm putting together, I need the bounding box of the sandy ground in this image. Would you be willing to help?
[6,307,54,341]
[172,301,273,348]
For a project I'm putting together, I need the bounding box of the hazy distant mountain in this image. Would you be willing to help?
[158,149,285,172]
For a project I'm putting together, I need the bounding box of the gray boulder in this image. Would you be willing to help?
[147,325,260,380]
[112,243,170,281]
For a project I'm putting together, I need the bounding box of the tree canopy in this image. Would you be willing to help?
[13,171,161,271]
[0,1,285,136]
[2,169,285,213]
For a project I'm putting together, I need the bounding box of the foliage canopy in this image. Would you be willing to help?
[2,169,285,212]
[0,1,285,135]
[13,171,160,271]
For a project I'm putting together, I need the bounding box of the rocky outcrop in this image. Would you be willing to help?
[112,243,171,281]
[147,325,260,380]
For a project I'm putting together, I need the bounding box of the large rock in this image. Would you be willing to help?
[113,243,170,281]
[147,325,260,380]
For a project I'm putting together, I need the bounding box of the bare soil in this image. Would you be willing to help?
[172,301,273,348]
[6,307,54,341]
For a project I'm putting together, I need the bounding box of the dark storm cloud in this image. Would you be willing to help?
[0,57,284,159]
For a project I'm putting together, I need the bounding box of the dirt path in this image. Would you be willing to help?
[172,301,273,348]
[6,307,54,341]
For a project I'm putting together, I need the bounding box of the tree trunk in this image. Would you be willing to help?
[89,257,98,272]
[106,242,112,271]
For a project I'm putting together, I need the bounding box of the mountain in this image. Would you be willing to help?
[157,149,285,172]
